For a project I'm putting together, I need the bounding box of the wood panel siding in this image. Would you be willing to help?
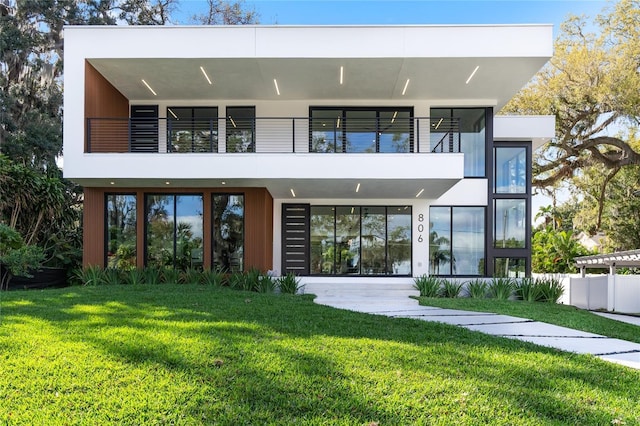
[83,187,274,272]
[83,188,106,267]
[85,61,129,152]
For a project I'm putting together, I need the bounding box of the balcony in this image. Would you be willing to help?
[86,117,461,154]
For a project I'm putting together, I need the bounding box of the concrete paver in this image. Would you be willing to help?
[594,312,640,326]
[306,282,640,369]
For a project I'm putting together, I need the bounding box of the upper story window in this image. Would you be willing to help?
[226,106,255,153]
[494,146,526,193]
[431,108,486,177]
[167,107,218,153]
[310,107,413,153]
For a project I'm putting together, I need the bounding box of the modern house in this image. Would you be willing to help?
[63,24,554,281]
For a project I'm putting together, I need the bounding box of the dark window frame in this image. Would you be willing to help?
[225,106,256,153]
[166,106,219,153]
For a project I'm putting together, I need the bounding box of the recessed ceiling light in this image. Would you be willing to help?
[141,79,157,96]
[340,66,344,85]
[273,79,280,96]
[402,79,410,96]
[355,183,360,193]
[466,65,480,84]
[110,181,115,185]
[221,181,226,185]
[165,181,170,185]
[200,66,213,85]
[290,188,296,197]
[415,188,425,198]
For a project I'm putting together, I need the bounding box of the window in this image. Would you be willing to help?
[146,194,204,270]
[226,106,255,152]
[309,205,411,275]
[430,108,486,177]
[494,258,526,278]
[167,107,218,152]
[310,107,413,153]
[212,194,244,272]
[494,147,526,193]
[106,194,137,268]
[494,199,526,248]
[430,207,485,276]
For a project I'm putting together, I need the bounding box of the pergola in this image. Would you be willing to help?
[575,249,640,276]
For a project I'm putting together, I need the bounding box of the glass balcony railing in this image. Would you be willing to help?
[85,117,460,154]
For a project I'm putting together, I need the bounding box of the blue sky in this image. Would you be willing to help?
[181,0,609,31]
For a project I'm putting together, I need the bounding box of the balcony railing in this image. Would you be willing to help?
[86,117,460,154]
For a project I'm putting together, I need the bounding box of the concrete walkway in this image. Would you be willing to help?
[304,281,640,370]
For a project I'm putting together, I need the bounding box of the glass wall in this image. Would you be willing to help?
[310,205,411,275]
[430,206,485,276]
[167,107,218,152]
[494,199,526,248]
[106,194,137,269]
[310,107,413,153]
[146,194,204,270]
[494,147,526,193]
[430,108,486,177]
[212,194,244,272]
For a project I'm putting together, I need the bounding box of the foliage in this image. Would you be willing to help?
[514,277,538,302]
[190,0,259,24]
[253,273,276,293]
[532,227,593,273]
[465,279,488,299]
[102,268,122,286]
[142,266,163,285]
[180,267,203,285]
[534,277,565,303]
[201,268,226,287]
[488,277,515,300]
[1,285,639,424]
[161,267,180,285]
[413,275,442,297]
[123,268,145,285]
[0,224,45,290]
[75,265,105,287]
[277,273,301,294]
[439,279,464,298]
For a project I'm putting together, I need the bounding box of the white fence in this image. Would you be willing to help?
[569,275,640,314]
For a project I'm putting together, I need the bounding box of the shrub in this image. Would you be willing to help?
[75,265,105,286]
[465,279,488,298]
[0,224,45,290]
[123,268,145,285]
[488,277,514,300]
[201,268,225,287]
[255,274,276,293]
[161,268,181,284]
[413,275,442,297]
[278,273,301,294]
[143,266,162,285]
[535,277,564,303]
[180,268,202,285]
[440,279,464,298]
[514,277,538,302]
[103,268,122,286]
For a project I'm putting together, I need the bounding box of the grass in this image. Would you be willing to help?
[418,297,640,344]
[0,285,638,425]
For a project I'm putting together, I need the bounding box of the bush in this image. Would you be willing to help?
[488,277,514,300]
[439,279,463,298]
[103,268,122,286]
[143,266,163,285]
[180,268,202,285]
[277,273,301,294]
[254,274,276,293]
[161,268,181,284]
[75,265,105,286]
[465,279,488,298]
[514,277,538,302]
[0,224,45,290]
[413,275,442,297]
[123,268,145,285]
[535,277,564,303]
[202,268,225,287]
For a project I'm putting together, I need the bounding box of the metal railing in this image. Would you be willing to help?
[85,117,460,154]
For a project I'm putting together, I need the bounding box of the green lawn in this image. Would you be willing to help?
[418,297,640,344]
[0,285,638,425]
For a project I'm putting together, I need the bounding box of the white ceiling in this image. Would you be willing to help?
[88,56,548,110]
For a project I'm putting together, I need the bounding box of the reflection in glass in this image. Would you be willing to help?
[494,258,526,278]
[429,207,452,275]
[495,147,527,193]
[345,111,376,153]
[310,206,335,274]
[106,194,137,269]
[336,207,361,274]
[494,199,526,248]
[452,207,485,276]
[212,194,244,272]
[361,207,386,274]
[379,111,411,153]
[387,207,412,275]
[226,106,255,152]
[146,194,203,270]
[167,107,218,153]
[310,110,342,152]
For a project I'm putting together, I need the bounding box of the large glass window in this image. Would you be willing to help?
[146,194,203,270]
[494,199,526,248]
[212,194,244,272]
[167,107,218,153]
[226,106,255,152]
[494,258,526,278]
[310,107,413,153]
[106,194,137,269]
[310,206,412,276]
[431,108,486,177]
[430,207,485,276]
[495,147,526,193]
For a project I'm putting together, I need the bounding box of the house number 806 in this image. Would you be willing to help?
[417,214,424,243]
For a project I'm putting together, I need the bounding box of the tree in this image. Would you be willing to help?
[190,0,258,25]
[532,227,593,273]
[502,0,640,191]
[0,224,45,290]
